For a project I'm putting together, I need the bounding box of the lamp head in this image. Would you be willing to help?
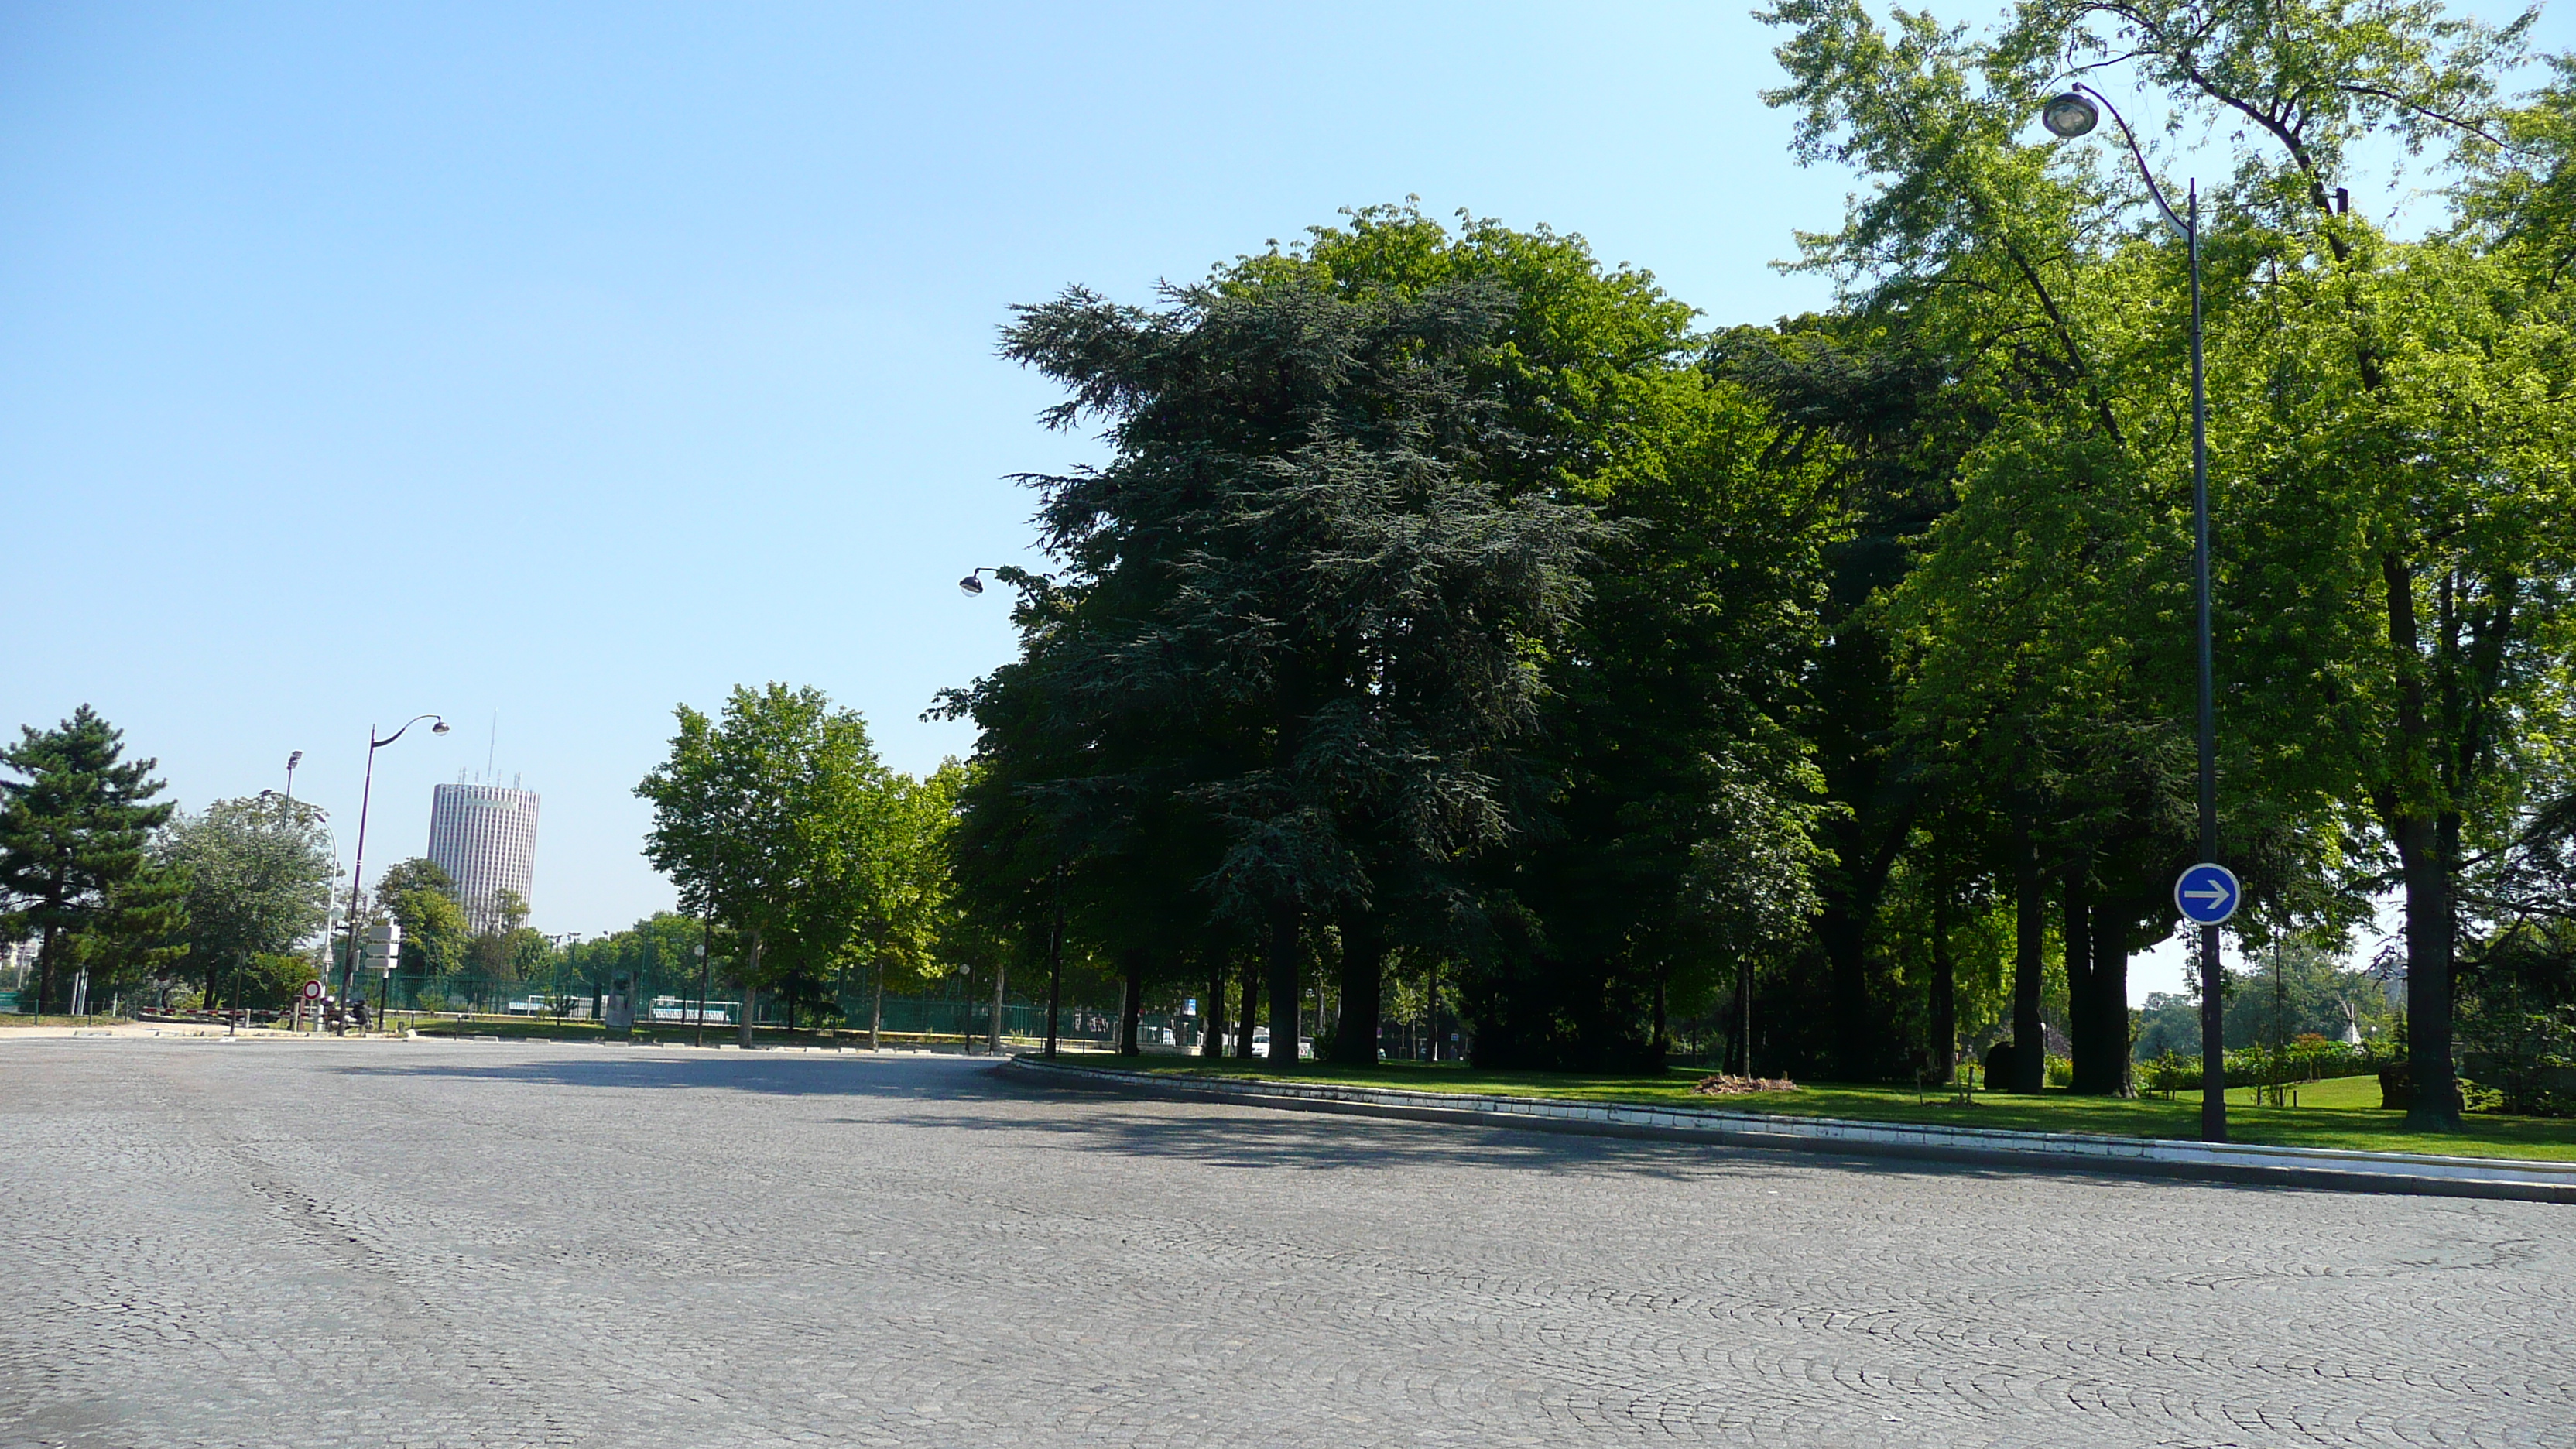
[2042,91,2099,139]
[288,750,303,769]
[958,573,985,596]
[430,720,451,735]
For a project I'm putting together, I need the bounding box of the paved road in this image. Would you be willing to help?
[2,1039,2569,1448]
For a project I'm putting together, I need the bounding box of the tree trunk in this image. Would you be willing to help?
[869,961,884,1050]
[1264,898,1300,1065]
[2396,814,2461,1128]
[36,925,59,1024]
[1118,947,1146,1056]
[1427,956,1441,1063]
[1234,955,1259,1060]
[1930,882,1955,1084]
[1332,903,1383,1065]
[2011,827,2046,1093]
[738,927,760,1047]
[2382,552,2461,1130]
[1202,953,1225,1058]
[990,962,1005,1052]
[1652,975,1669,1060]
[1815,903,1876,1079]
[2092,913,2131,1097]
[2064,880,2101,1093]
[1741,954,1762,1077]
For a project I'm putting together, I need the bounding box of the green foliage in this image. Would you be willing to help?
[561,910,718,993]
[2224,938,2396,1050]
[684,0,2574,1102]
[1744,0,2576,1118]
[235,951,313,1011]
[0,706,180,1013]
[637,684,949,1029]
[69,858,189,1008]
[375,858,470,982]
[960,207,1846,1070]
[159,795,336,1007]
[863,762,965,989]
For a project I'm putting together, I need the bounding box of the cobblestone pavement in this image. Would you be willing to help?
[3,1040,2570,1448]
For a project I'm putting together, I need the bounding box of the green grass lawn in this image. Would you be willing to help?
[1106,1057,2576,1163]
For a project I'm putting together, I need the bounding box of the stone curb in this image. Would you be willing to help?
[1002,1056,2576,1205]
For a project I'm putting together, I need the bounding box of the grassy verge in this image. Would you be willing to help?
[1101,1057,2576,1163]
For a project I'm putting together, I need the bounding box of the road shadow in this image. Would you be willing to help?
[326,1049,2295,1200]
[946,1073,2335,1201]
[327,1050,1014,1101]
[857,1074,2098,1190]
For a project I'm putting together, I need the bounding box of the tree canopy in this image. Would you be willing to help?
[0,706,180,1016]
[918,0,2573,1122]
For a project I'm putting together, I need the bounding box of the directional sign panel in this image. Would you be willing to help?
[2174,862,2241,926]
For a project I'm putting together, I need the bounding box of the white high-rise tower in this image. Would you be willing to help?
[426,783,540,933]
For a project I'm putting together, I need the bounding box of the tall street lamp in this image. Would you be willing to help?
[335,714,450,1029]
[2042,84,2231,1142]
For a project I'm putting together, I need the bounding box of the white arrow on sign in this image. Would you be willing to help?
[2175,862,2242,924]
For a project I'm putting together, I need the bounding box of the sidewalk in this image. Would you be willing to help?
[0,1021,396,1041]
[1004,1056,2576,1205]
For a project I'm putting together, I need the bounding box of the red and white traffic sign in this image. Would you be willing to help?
[301,978,325,1002]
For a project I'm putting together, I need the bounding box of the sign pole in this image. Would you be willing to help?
[2177,859,2240,1139]
[2184,181,2227,1144]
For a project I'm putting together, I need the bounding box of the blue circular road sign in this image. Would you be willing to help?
[2174,862,2241,926]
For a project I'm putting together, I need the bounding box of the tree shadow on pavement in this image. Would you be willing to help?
[327,1050,1017,1100]
[944,1074,2316,1201]
[855,1076,2107,1190]
[327,1050,2264,1200]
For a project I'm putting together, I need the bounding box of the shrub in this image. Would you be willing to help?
[2142,1051,2196,1098]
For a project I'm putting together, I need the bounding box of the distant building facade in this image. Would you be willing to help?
[426,783,540,934]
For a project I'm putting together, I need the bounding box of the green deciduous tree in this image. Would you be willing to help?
[375,858,471,985]
[1759,0,2573,1125]
[159,795,337,1010]
[636,683,896,1041]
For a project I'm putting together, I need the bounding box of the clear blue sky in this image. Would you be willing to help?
[5,2,2562,993]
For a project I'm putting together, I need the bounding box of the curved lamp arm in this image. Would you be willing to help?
[372,714,450,750]
[2060,83,2192,242]
[959,565,1057,604]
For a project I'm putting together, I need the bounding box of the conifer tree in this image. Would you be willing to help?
[0,706,180,1016]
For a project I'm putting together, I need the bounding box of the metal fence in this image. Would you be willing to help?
[351,961,1178,1046]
